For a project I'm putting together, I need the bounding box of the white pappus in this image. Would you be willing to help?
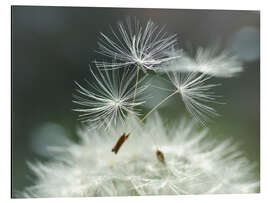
[72,65,148,130]
[167,71,220,126]
[19,113,259,197]
[95,18,181,71]
[161,46,243,78]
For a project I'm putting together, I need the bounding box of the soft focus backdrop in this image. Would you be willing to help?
[12,6,260,195]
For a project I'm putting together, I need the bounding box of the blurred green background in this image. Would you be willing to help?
[11,6,260,196]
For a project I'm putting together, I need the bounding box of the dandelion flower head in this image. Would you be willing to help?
[20,113,259,197]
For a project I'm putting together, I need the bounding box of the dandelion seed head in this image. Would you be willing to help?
[95,18,180,71]
[19,113,259,197]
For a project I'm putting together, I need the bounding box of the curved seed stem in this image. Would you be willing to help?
[140,90,179,123]
[130,89,179,133]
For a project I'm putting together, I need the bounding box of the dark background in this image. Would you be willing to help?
[11,6,260,195]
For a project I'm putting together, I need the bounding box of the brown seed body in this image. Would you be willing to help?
[156,149,166,165]
[112,133,130,154]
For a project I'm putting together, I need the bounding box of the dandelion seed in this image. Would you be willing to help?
[73,65,148,130]
[95,18,180,71]
[168,72,220,125]
[156,149,166,165]
[19,113,259,197]
[162,46,243,77]
[112,132,130,154]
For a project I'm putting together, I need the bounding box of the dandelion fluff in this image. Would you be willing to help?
[96,18,180,71]
[167,72,220,125]
[73,65,148,130]
[19,113,259,197]
[162,46,243,77]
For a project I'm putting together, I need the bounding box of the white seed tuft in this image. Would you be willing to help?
[95,18,181,71]
[161,46,243,78]
[19,113,259,197]
[168,72,220,125]
[72,65,148,130]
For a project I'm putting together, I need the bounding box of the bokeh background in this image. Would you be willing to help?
[11,6,260,196]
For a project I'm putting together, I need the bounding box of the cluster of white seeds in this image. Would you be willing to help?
[21,114,259,197]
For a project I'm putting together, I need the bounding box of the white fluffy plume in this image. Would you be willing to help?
[162,46,243,77]
[73,66,148,130]
[167,72,220,125]
[95,18,180,71]
[20,113,259,197]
